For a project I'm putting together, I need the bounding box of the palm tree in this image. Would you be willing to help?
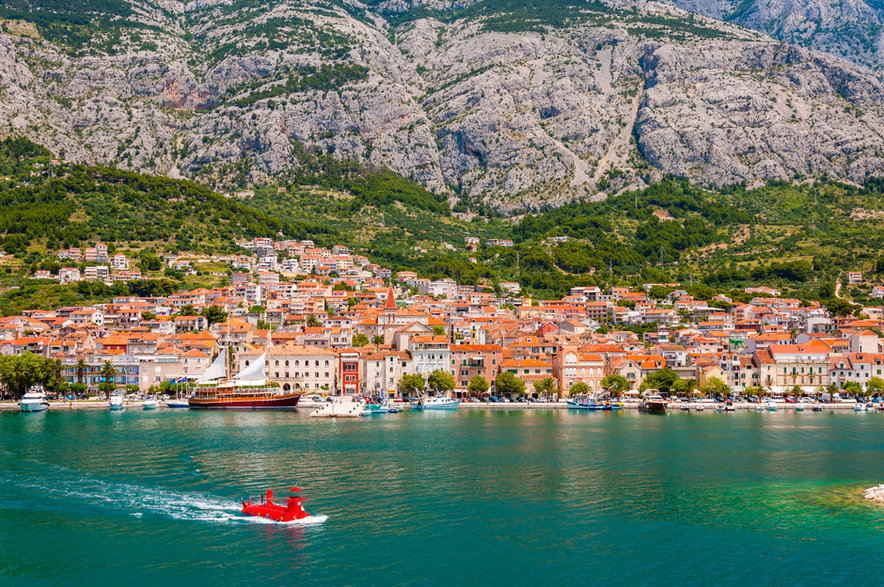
[100,361,118,398]
[76,359,87,384]
[45,358,63,397]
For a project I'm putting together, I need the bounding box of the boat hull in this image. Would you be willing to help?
[566,400,621,411]
[188,393,301,410]
[638,402,667,413]
[19,401,49,413]
[413,400,461,410]
[165,400,190,408]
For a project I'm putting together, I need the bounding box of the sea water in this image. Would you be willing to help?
[2,409,884,586]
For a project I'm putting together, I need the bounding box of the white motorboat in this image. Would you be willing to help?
[764,400,778,412]
[108,394,125,411]
[19,386,49,413]
[310,396,363,418]
[412,397,461,410]
[142,396,160,410]
[165,398,190,408]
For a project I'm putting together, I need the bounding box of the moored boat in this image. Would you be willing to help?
[764,400,778,412]
[142,396,159,410]
[566,397,622,411]
[19,386,49,413]
[411,397,461,410]
[188,349,302,410]
[310,396,363,418]
[165,399,190,408]
[638,393,668,413]
[108,394,125,411]
[361,400,399,415]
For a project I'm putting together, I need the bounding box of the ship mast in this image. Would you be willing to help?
[226,313,233,382]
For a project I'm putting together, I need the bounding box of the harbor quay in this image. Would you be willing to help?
[1,400,872,411]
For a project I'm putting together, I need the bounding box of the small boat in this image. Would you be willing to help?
[361,400,399,415]
[795,405,805,412]
[108,394,125,411]
[567,397,622,411]
[724,402,736,412]
[412,397,461,410]
[638,394,667,413]
[695,405,705,412]
[812,406,824,412]
[764,400,778,412]
[310,396,363,418]
[19,386,49,413]
[142,396,159,410]
[241,488,319,523]
[854,404,865,412]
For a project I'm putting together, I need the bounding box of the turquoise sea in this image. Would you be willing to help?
[2,408,884,586]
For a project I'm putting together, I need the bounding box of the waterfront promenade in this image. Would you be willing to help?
[1,400,871,411]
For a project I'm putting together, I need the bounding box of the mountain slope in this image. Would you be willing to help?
[0,0,881,211]
[662,0,884,75]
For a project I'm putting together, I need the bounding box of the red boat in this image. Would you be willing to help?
[241,488,313,522]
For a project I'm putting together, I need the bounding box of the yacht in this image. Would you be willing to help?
[108,394,125,411]
[412,397,461,410]
[638,393,668,413]
[142,396,160,410]
[19,386,49,413]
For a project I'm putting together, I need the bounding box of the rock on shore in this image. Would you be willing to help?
[863,485,884,502]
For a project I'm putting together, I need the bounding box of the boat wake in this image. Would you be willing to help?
[4,463,327,525]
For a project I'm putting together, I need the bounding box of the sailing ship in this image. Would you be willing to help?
[188,349,302,409]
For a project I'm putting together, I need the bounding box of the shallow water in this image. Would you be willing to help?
[2,409,883,585]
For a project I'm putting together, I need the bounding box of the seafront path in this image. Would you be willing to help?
[0,400,871,411]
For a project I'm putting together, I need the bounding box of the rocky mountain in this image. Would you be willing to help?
[662,0,884,76]
[0,0,881,211]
